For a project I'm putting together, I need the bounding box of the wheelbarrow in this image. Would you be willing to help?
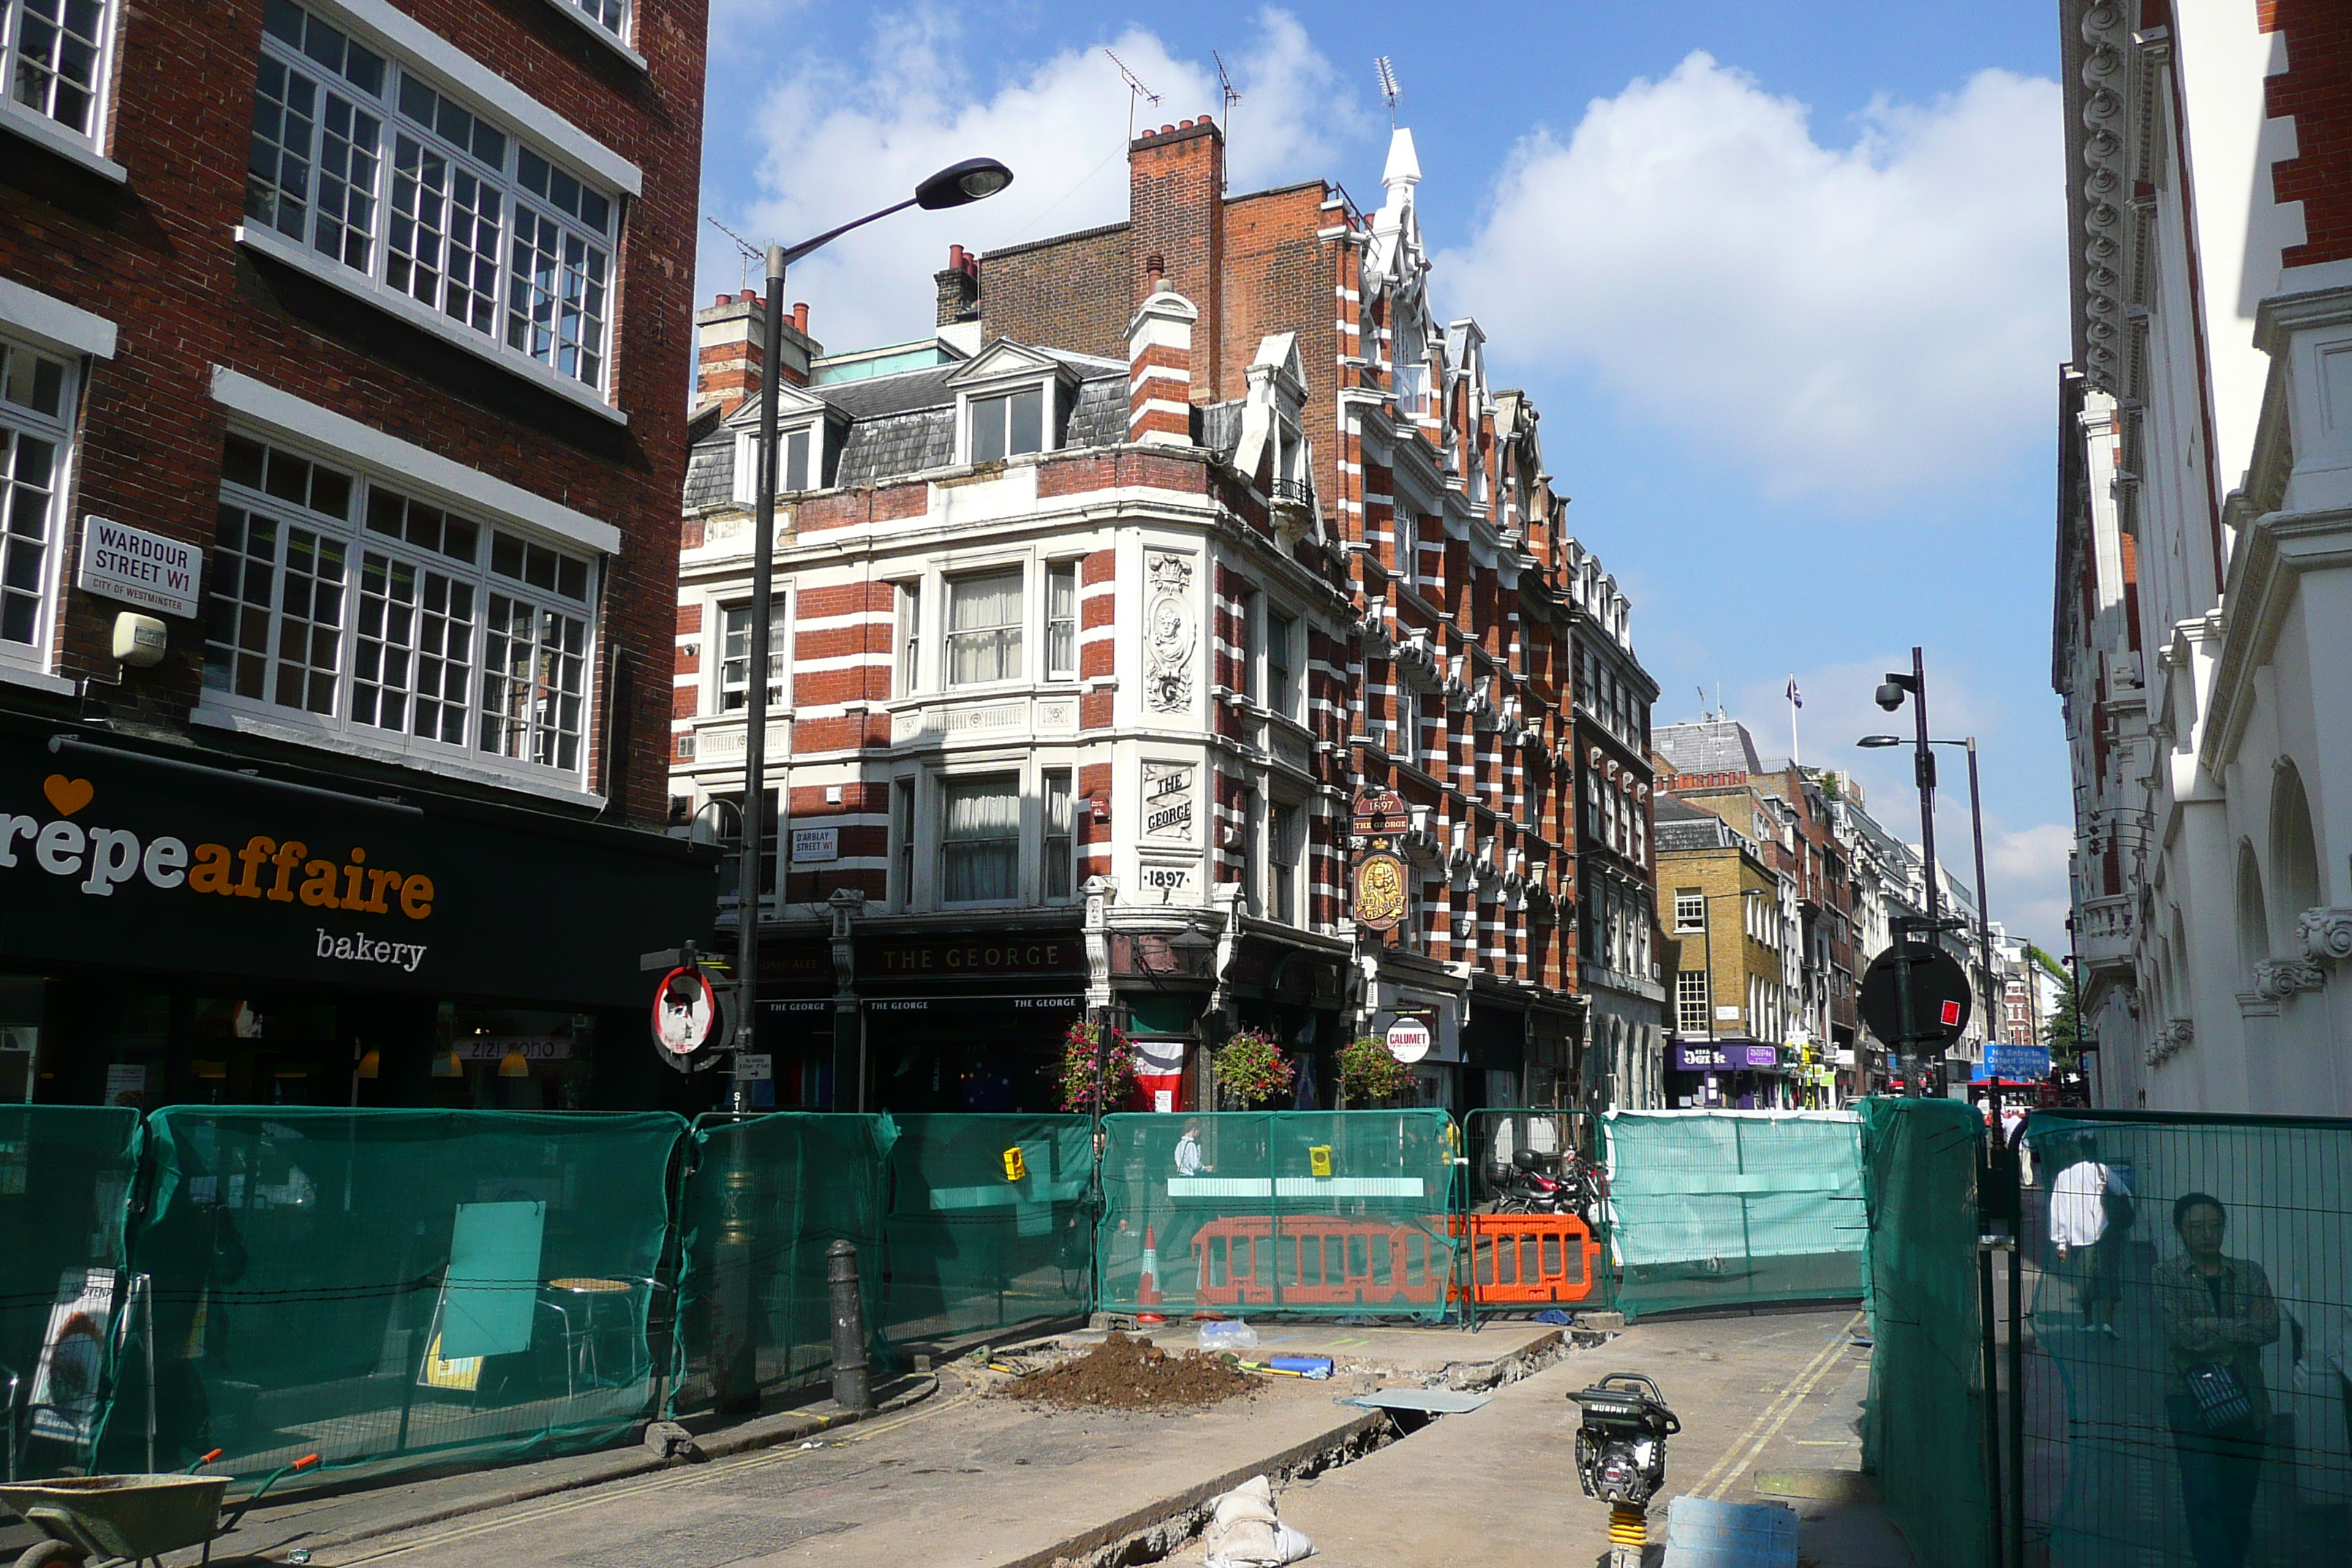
[0,1450,317,1567]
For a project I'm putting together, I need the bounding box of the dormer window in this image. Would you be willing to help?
[781,425,813,491]
[970,385,1044,461]
[731,413,829,505]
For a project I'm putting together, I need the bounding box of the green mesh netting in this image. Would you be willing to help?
[2,1106,140,1479]
[1858,1096,1989,1568]
[881,1115,1092,1350]
[2021,1110,2352,1567]
[121,1107,684,1482]
[669,1113,891,1415]
[1098,1112,1460,1321]
[1605,1109,1864,1320]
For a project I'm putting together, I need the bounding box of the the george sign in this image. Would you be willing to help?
[1352,848,1409,932]
[0,715,717,1006]
[1142,762,1196,843]
[1385,1016,1432,1063]
[860,937,1082,979]
[76,516,203,619]
[1353,785,1409,835]
[1858,943,1974,1050]
[790,826,838,864]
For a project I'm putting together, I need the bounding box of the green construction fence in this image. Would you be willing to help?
[1,1105,141,1480]
[1097,1110,1462,1321]
[115,1107,685,1482]
[1603,1108,1866,1320]
[881,1114,1093,1349]
[1858,1095,1990,1568]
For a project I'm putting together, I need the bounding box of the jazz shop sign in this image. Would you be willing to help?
[0,737,715,1006]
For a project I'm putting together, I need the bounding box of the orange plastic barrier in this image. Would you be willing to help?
[1191,1215,1450,1308]
[1452,1213,1601,1305]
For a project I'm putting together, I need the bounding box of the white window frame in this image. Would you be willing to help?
[894,579,922,696]
[1264,608,1300,721]
[1673,891,1705,932]
[0,0,124,179]
[0,328,79,685]
[1268,797,1303,927]
[1676,970,1710,1036]
[1042,766,1076,903]
[891,774,916,908]
[954,377,1052,465]
[730,417,823,505]
[195,425,603,799]
[1044,559,1078,682]
[943,564,1025,689]
[1395,679,1420,765]
[540,0,647,70]
[236,0,630,415]
[938,767,1023,908]
[712,592,787,716]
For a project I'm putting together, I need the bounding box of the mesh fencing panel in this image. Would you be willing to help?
[1858,1096,1990,1568]
[121,1107,684,1482]
[2,1105,140,1479]
[668,1113,891,1416]
[1098,1112,1460,1322]
[1604,1109,1865,1320]
[2020,1110,2352,1568]
[881,1115,1092,1351]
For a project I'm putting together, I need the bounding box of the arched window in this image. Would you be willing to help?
[2236,842,2270,983]
[2269,761,2323,945]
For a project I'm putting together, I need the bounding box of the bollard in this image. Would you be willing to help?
[827,1238,873,1411]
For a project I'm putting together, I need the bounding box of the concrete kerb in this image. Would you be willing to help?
[260,1373,941,1556]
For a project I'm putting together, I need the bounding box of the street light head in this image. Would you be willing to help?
[1857,735,1904,749]
[916,157,1014,210]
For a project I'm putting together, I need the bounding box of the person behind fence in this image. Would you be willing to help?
[2048,1137,2131,1333]
[1175,1118,1213,1177]
[2156,1192,2280,1568]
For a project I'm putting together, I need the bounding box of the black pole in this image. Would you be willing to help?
[2008,1240,2026,1568]
[736,248,785,1106]
[1978,1226,2005,1566]
[1907,649,1940,1097]
[826,1238,872,1410]
[1966,741,1994,1066]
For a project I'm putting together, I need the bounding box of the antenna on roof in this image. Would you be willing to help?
[1105,49,1161,143]
[1373,56,1401,125]
[706,214,761,293]
[1213,50,1240,192]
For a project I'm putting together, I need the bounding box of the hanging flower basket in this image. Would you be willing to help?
[1336,1034,1417,1107]
[1058,1017,1139,1115]
[1212,1028,1294,1107]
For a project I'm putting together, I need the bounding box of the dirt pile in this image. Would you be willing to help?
[1004,1333,1255,1411]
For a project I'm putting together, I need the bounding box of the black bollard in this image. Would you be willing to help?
[827,1238,872,1411]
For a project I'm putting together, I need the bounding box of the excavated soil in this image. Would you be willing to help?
[1003,1333,1256,1411]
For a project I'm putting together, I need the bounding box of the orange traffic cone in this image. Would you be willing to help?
[1137,1225,1165,1323]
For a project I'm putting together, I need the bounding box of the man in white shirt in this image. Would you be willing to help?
[1175,1119,1212,1177]
[2048,1139,2131,1333]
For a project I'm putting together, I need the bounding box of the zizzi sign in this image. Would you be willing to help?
[0,728,715,1006]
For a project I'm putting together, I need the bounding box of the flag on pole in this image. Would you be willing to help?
[1785,677,1803,709]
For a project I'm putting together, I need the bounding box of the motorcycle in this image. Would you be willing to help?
[1490,1145,1605,1224]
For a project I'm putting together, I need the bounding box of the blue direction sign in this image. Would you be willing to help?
[1983,1044,2051,1081]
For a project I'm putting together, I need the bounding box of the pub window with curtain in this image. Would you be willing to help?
[941,773,1019,903]
[1043,768,1074,900]
[946,568,1022,686]
[1045,561,1077,680]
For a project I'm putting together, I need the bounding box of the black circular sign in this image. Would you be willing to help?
[1858,943,1972,1049]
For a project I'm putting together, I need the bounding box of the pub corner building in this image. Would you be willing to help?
[0,0,724,1112]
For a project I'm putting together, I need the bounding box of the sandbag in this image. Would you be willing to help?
[1203,1474,1314,1567]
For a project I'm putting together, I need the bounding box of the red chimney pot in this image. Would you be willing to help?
[792,301,809,333]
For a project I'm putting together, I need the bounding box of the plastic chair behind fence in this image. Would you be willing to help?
[1097,1111,1460,1322]
[119,1107,685,1484]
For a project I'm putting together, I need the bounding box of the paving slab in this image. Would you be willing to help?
[1067,1316,1569,1387]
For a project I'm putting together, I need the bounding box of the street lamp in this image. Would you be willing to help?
[1861,649,1960,1096]
[736,157,1014,1111]
[1859,732,1996,1089]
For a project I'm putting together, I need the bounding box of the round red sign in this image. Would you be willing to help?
[652,965,722,1058]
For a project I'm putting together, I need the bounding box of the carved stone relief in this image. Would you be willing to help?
[1144,551,1195,715]
[2299,907,2352,964]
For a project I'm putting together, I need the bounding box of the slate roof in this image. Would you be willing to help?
[684,347,1161,508]
[1654,719,1765,778]
[1654,796,1739,853]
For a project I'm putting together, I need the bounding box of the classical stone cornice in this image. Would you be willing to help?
[2201,505,2352,772]
[2301,907,2352,965]
[2254,957,2326,1003]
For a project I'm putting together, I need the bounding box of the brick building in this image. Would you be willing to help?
[0,0,714,1110]
[668,117,1605,1114]
[2055,0,2352,1112]
[1654,796,1793,1109]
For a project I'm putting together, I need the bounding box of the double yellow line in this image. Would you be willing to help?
[1682,1311,1866,1504]
[335,1380,973,1564]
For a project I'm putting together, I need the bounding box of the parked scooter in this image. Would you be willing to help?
[1490,1146,1604,1223]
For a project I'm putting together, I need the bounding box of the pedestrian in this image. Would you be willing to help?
[2048,1137,2131,1332]
[2156,1193,2280,1568]
[1175,1117,1213,1177]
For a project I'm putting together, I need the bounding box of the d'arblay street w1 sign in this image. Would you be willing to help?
[0,720,717,1007]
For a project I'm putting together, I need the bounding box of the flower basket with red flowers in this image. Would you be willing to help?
[1058,1017,1139,1115]
[1210,1027,1294,1108]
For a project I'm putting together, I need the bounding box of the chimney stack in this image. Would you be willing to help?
[693,292,822,415]
[1128,113,1224,398]
[935,243,981,326]
[1127,277,1197,447]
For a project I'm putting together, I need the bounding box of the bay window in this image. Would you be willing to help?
[1265,611,1297,719]
[1044,769,1074,900]
[244,0,617,393]
[203,431,598,782]
[1045,560,1077,680]
[946,568,1021,686]
[894,580,921,694]
[0,333,73,668]
[941,774,1019,903]
[717,598,785,712]
[1269,802,1302,924]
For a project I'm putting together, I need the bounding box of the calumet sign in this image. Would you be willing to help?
[0,723,716,1006]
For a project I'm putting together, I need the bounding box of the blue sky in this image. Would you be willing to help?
[694,1,2076,950]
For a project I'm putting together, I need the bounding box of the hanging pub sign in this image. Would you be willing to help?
[1353,848,1409,932]
[1353,785,1409,836]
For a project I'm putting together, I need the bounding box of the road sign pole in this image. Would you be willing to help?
[1891,916,1920,1098]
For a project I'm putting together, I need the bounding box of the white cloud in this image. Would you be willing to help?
[1441,53,2065,505]
[701,8,1366,355]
